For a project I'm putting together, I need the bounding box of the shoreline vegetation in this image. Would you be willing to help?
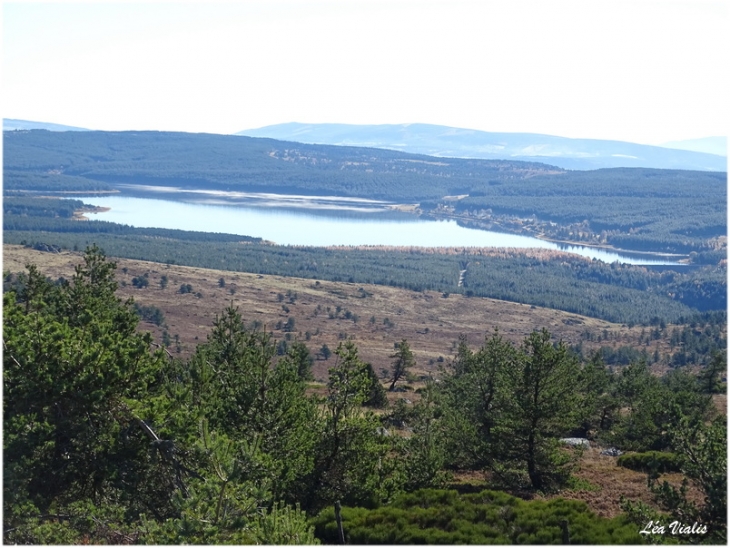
[4,130,724,259]
[321,243,685,262]
[71,198,692,262]
[421,208,703,260]
[72,205,111,220]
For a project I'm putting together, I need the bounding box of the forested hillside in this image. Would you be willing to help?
[3,247,726,544]
[4,210,726,325]
[4,129,725,255]
[3,129,559,200]
[449,168,726,254]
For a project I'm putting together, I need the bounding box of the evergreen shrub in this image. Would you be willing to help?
[311,488,644,544]
[617,451,682,473]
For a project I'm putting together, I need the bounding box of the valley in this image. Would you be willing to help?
[4,129,726,258]
[2,244,719,383]
[4,0,727,541]
[3,244,725,526]
[3,128,726,545]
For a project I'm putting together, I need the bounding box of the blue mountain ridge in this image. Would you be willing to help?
[3,118,90,132]
[236,122,727,172]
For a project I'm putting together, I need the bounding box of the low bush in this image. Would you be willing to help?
[133,303,165,327]
[617,451,682,474]
[310,488,644,544]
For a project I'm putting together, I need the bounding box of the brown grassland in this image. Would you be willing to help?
[3,244,680,380]
[2,244,714,517]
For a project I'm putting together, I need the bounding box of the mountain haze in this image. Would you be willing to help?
[236,122,726,172]
[3,118,90,132]
[660,136,727,157]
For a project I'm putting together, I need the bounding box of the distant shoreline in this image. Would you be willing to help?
[73,205,111,220]
[64,188,696,263]
[418,209,690,262]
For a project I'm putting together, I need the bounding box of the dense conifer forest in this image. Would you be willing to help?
[4,129,726,255]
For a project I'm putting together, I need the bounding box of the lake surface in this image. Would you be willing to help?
[76,188,683,266]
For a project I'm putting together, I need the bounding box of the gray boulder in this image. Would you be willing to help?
[559,437,590,447]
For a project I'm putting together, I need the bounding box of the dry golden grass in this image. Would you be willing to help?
[446,446,706,520]
[563,446,705,519]
[4,244,666,381]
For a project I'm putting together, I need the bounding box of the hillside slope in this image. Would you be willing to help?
[4,129,725,256]
[2,244,666,379]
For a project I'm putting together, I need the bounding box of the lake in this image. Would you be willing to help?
[75,187,683,266]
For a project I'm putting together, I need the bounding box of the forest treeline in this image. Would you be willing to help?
[451,168,726,254]
[4,206,726,325]
[4,129,726,255]
[5,195,727,325]
[3,196,85,218]
[2,130,559,201]
[3,247,726,544]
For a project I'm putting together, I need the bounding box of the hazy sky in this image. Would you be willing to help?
[3,0,728,144]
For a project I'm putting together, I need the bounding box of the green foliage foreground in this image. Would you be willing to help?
[312,488,644,544]
[2,247,319,544]
[3,246,726,544]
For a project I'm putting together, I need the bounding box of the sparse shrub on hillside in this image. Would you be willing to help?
[133,303,166,327]
[320,344,332,361]
[131,273,149,288]
[617,451,682,474]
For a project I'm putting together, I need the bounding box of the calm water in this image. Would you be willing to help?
[75,190,683,266]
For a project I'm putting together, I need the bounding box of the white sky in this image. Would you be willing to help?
[2,0,728,144]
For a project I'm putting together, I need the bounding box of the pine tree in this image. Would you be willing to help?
[698,350,726,394]
[305,341,397,511]
[440,329,516,470]
[389,339,415,391]
[181,306,320,503]
[491,329,581,491]
[3,246,169,542]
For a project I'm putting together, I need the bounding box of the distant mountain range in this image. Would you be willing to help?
[3,118,89,132]
[4,118,724,171]
[660,136,726,157]
[237,123,726,172]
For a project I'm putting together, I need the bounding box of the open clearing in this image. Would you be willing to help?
[4,244,665,381]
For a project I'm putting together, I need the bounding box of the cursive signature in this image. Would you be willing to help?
[640,520,708,536]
